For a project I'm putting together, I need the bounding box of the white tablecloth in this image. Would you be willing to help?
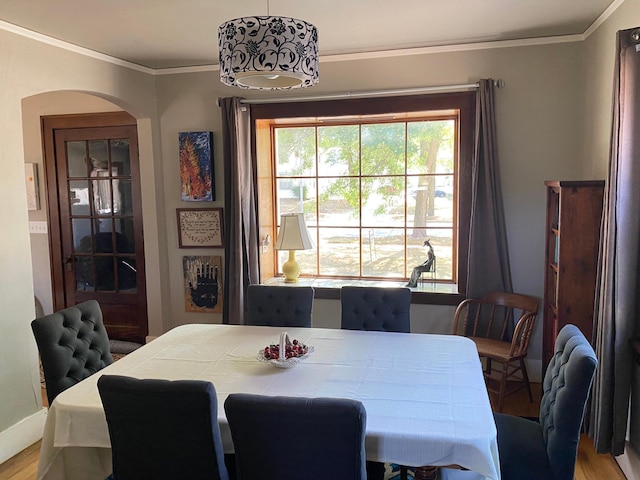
[37,324,500,480]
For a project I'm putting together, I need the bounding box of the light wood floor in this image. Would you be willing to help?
[0,385,626,480]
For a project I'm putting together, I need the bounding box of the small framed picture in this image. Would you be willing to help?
[183,255,223,313]
[177,208,224,248]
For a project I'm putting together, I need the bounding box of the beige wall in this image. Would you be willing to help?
[155,72,227,328]
[0,27,164,461]
[154,41,586,367]
[2,1,638,464]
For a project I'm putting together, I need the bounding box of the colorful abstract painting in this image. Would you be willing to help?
[183,255,222,313]
[179,131,214,201]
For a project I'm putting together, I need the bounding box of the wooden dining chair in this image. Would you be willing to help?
[98,375,230,480]
[31,300,113,405]
[224,393,367,480]
[452,291,539,412]
[245,285,314,327]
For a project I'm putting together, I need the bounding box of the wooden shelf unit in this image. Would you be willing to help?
[543,180,605,369]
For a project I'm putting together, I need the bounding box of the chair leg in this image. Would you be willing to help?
[400,465,408,480]
[520,358,533,402]
[484,357,492,376]
[496,362,510,413]
[365,460,385,480]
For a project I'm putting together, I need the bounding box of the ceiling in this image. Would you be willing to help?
[0,0,618,70]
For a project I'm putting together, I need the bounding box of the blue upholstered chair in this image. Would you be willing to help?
[224,393,367,480]
[98,375,230,480]
[493,324,598,480]
[31,300,113,405]
[340,286,411,333]
[246,285,314,327]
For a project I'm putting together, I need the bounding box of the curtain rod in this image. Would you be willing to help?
[227,80,504,105]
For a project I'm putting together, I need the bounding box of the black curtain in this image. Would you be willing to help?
[589,27,640,456]
[220,97,260,325]
[466,79,513,299]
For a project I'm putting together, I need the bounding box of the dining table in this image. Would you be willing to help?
[36,323,500,480]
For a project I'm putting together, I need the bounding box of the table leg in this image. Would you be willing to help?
[414,466,439,480]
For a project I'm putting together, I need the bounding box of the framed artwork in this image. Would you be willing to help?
[183,255,223,313]
[177,208,224,248]
[179,131,214,201]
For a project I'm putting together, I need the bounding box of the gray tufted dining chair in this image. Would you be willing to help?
[340,286,411,333]
[340,285,412,480]
[493,324,598,480]
[225,393,366,480]
[99,375,230,480]
[31,300,113,405]
[246,285,314,327]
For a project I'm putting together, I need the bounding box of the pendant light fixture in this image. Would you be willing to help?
[218,1,319,89]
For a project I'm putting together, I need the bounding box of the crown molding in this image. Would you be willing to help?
[153,35,584,75]
[584,0,625,38]
[0,19,154,74]
[0,0,625,77]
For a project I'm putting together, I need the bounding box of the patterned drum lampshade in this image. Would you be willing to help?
[218,16,319,89]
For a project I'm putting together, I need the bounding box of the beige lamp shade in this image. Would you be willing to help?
[274,213,313,283]
[274,213,314,251]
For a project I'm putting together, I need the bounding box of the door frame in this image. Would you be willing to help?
[42,111,147,340]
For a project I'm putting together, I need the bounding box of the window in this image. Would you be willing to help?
[252,93,475,299]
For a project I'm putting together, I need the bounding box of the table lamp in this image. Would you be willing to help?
[274,213,314,283]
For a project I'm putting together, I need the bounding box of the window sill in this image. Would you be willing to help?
[263,277,465,306]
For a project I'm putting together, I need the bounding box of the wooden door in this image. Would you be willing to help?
[43,112,147,343]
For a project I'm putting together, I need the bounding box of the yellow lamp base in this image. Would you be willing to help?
[282,250,301,283]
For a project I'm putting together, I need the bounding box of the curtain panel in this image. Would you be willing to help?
[589,27,640,456]
[467,79,513,299]
[221,97,260,325]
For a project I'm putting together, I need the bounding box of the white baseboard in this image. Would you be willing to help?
[616,441,639,479]
[0,407,47,464]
